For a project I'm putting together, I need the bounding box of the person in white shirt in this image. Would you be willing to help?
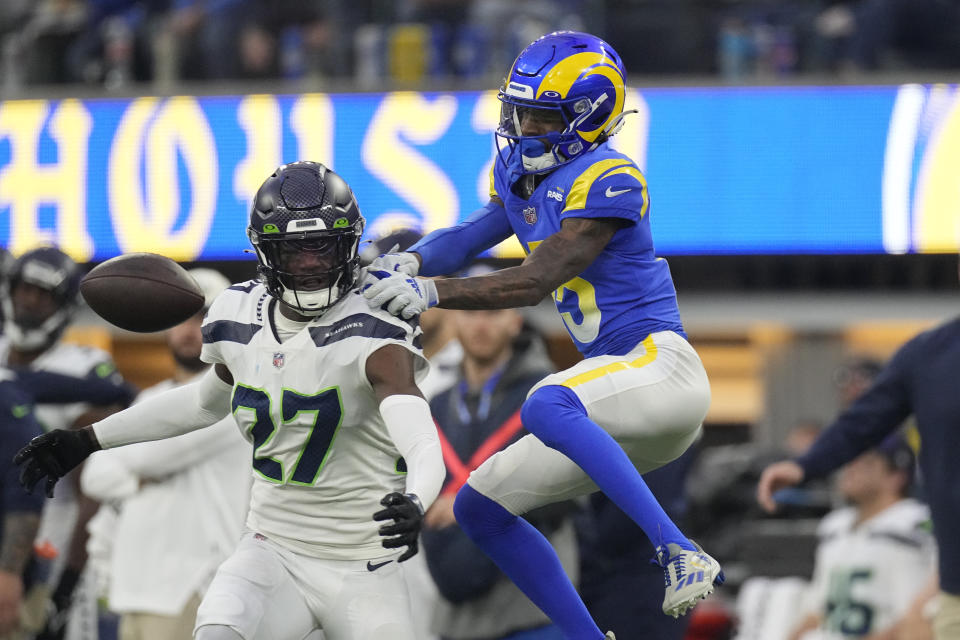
[789,433,936,640]
[15,161,445,640]
[81,268,250,640]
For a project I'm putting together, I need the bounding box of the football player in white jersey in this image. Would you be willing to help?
[0,247,127,640]
[789,434,936,640]
[13,161,446,640]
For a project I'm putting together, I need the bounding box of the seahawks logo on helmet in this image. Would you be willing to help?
[247,161,366,317]
[495,31,634,175]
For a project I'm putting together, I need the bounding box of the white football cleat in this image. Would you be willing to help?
[655,541,724,618]
[604,633,616,640]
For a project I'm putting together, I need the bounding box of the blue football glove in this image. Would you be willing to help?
[362,270,438,320]
[367,250,420,277]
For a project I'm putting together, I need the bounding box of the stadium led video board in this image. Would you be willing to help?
[0,84,956,262]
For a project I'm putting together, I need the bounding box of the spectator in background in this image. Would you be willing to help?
[0,376,46,637]
[0,366,134,640]
[0,247,128,640]
[3,0,88,86]
[833,358,883,409]
[787,433,935,640]
[846,0,960,70]
[758,257,960,640]
[167,0,248,80]
[237,0,332,80]
[80,268,250,640]
[422,304,576,640]
[64,0,172,87]
[685,419,830,567]
[404,0,472,77]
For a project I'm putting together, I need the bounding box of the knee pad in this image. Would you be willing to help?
[454,483,516,539]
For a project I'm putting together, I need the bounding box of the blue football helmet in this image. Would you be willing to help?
[496,31,632,175]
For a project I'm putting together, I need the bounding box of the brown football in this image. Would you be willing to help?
[80,253,205,332]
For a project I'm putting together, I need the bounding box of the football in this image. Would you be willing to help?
[80,253,205,332]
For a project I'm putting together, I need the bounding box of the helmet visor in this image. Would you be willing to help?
[498,100,567,140]
[262,233,354,292]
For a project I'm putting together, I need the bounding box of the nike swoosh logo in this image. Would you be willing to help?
[605,187,631,197]
[367,560,392,572]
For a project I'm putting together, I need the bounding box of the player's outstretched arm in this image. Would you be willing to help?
[409,198,514,277]
[13,365,234,497]
[363,217,622,318]
[366,344,444,561]
[366,199,511,278]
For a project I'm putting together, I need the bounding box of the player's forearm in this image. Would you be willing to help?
[92,368,232,449]
[432,216,614,309]
[380,395,444,510]
[0,512,39,574]
[434,265,550,309]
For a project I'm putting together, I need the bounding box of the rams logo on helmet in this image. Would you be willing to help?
[495,31,633,175]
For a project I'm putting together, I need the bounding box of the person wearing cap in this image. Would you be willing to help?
[80,269,251,640]
[785,433,934,640]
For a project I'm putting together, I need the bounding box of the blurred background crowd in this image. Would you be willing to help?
[1,0,960,92]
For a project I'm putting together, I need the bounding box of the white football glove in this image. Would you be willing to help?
[362,270,438,320]
[367,250,420,276]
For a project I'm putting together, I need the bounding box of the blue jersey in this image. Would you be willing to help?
[0,378,44,518]
[491,143,684,358]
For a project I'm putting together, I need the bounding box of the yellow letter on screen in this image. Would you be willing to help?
[234,94,282,208]
[0,99,93,260]
[913,87,960,252]
[291,93,334,170]
[361,92,458,233]
[109,96,217,260]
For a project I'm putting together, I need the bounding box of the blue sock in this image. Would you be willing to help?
[521,384,693,550]
[454,484,604,640]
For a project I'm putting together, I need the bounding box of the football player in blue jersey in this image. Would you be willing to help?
[362,31,723,640]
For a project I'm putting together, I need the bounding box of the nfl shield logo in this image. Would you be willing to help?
[272,352,285,369]
[523,206,537,225]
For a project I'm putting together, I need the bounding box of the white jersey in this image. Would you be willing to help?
[200,281,428,560]
[803,498,936,638]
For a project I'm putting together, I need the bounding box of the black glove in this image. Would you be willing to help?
[373,492,424,562]
[14,429,99,497]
